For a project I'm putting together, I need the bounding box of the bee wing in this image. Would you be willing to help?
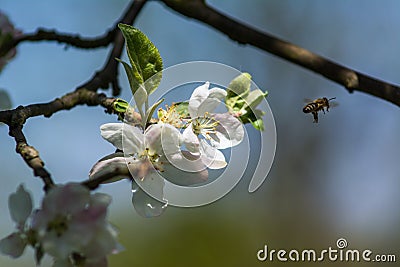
[303,98,314,103]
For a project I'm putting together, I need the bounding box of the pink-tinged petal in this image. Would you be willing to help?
[136,171,165,201]
[182,125,199,153]
[41,232,76,259]
[161,152,208,186]
[42,183,89,215]
[145,123,181,156]
[199,140,227,169]
[0,232,26,258]
[89,153,130,183]
[127,158,156,180]
[188,82,210,117]
[212,113,244,149]
[8,184,32,226]
[83,226,119,260]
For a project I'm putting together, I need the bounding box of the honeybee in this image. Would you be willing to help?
[303,97,337,123]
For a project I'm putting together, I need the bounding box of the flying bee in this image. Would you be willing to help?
[303,97,337,123]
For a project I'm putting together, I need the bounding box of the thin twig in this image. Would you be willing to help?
[77,0,148,96]
[160,0,400,107]
[0,0,148,190]
[0,88,117,190]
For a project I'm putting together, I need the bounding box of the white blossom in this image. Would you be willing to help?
[97,122,208,217]
[182,82,244,168]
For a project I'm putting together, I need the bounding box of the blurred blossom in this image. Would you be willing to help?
[31,183,121,266]
[0,185,31,258]
[0,183,121,267]
[0,11,22,73]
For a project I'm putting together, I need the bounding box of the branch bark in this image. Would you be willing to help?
[0,0,148,190]
[0,88,117,191]
[160,0,400,107]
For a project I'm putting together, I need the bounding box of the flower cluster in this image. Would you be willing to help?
[0,184,121,267]
[90,82,245,217]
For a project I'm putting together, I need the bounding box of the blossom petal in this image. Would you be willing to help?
[196,88,226,116]
[145,124,181,156]
[42,183,90,216]
[161,152,208,186]
[212,113,244,149]
[182,125,199,153]
[188,82,210,117]
[8,184,32,227]
[89,152,130,183]
[131,181,167,218]
[0,232,26,258]
[199,139,227,169]
[100,123,143,154]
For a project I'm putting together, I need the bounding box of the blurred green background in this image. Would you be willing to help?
[1,0,399,266]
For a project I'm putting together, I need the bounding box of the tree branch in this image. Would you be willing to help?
[160,0,400,107]
[0,88,118,191]
[0,0,148,190]
[77,0,148,96]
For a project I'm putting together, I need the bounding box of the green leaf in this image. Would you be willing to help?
[115,58,139,95]
[145,98,164,125]
[242,89,268,110]
[250,118,264,131]
[226,73,252,100]
[239,109,266,131]
[113,98,130,113]
[118,24,163,95]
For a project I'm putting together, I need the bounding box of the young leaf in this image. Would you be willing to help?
[115,58,139,95]
[118,24,163,95]
[145,98,164,125]
[226,72,252,100]
[242,89,268,110]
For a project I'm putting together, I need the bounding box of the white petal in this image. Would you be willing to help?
[8,184,32,226]
[182,125,199,153]
[213,113,244,149]
[100,123,143,154]
[89,153,130,183]
[188,82,210,117]
[196,87,227,115]
[161,152,208,186]
[136,171,165,201]
[208,87,227,99]
[0,232,26,258]
[199,140,227,169]
[145,124,181,156]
